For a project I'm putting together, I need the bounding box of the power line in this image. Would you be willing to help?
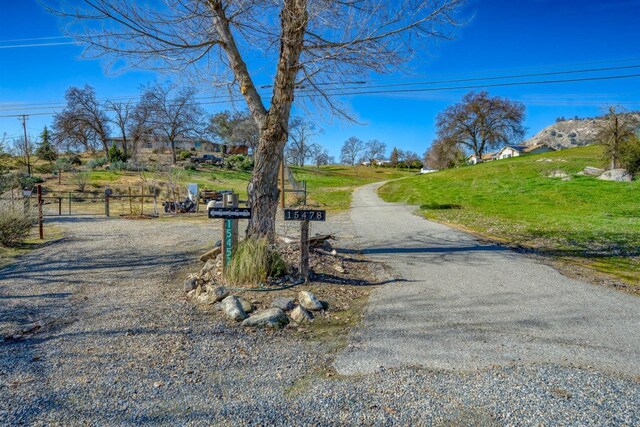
[1,63,639,113]
[0,36,72,43]
[0,42,80,49]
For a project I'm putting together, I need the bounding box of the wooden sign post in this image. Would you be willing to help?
[208,194,249,272]
[284,209,326,281]
[37,185,43,240]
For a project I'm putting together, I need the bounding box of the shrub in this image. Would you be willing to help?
[108,144,128,163]
[55,157,74,172]
[224,238,287,287]
[184,162,197,171]
[620,136,640,177]
[35,163,55,174]
[108,160,126,171]
[71,170,90,192]
[0,202,34,246]
[69,154,82,166]
[178,150,192,160]
[15,173,44,190]
[224,154,254,171]
[88,157,109,169]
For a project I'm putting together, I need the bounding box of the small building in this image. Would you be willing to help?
[496,144,556,160]
[467,152,498,165]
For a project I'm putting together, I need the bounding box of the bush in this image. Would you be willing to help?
[15,173,44,190]
[224,238,287,287]
[55,157,74,172]
[620,136,640,177]
[178,150,192,160]
[108,160,127,171]
[224,155,254,171]
[35,163,55,174]
[184,162,197,171]
[88,157,109,169]
[69,154,82,166]
[108,144,128,163]
[0,202,34,247]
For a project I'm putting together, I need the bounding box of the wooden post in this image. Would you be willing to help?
[221,195,230,271]
[231,193,239,250]
[153,194,158,216]
[140,186,144,216]
[300,220,310,281]
[280,159,285,208]
[58,170,61,185]
[68,192,71,215]
[37,185,43,239]
[58,197,62,216]
[105,194,110,217]
[303,180,307,206]
[128,186,132,214]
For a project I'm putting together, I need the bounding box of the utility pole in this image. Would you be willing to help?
[20,114,31,176]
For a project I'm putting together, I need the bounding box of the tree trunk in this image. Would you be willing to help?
[170,139,177,164]
[246,125,287,239]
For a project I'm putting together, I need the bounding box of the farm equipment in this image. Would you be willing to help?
[162,198,197,214]
[200,189,233,204]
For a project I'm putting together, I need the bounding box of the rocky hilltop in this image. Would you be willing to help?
[525,113,640,149]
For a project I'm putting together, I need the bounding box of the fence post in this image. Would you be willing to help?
[37,185,43,240]
[128,186,132,214]
[303,180,307,206]
[140,186,144,216]
[68,192,71,215]
[58,197,62,216]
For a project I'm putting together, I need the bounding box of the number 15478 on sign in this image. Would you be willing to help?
[284,209,326,221]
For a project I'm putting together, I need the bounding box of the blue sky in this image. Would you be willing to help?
[1,0,640,159]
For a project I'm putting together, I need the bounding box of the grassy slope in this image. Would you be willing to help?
[379,145,640,287]
[291,165,415,210]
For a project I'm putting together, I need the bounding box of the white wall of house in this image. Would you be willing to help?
[497,147,520,159]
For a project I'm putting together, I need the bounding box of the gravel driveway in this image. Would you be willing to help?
[1,214,638,426]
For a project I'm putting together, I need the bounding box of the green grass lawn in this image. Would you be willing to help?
[378,145,640,288]
[291,165,416,210]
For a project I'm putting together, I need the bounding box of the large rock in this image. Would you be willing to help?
[271,297,295,311]
[598,168,633,182]
[205,285,229,303]
[238,297,254,313]
[242,308,289,329]
[583,166,604,176]
[298,291,324,311]
[199,259,217,275]
[290,305,314,323]
[221,296,248,321]
[183,276,197,293]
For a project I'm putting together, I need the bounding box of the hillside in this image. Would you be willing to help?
[525,113,640,149]
[379,145,640,288]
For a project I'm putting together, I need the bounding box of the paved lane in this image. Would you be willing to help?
[335,182,640,377]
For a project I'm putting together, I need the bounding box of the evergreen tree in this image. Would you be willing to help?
[35,126,58,163]
[390,147,399,168]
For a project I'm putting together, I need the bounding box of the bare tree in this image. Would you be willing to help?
[140,84,204,164]
[340,137,365,166]
[54,85,111,156]
[49,0,464,238]
[207,110,260,154]
[436,91,526,160]
[309,145,332,169]
[363,139,387,166]
[52,110,99,152]
[286,117,322,167]
[423,138,464,169]
[594,106,639,170]
[106,100,134,159]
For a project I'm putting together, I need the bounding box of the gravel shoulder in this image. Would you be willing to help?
[1,212,638,426]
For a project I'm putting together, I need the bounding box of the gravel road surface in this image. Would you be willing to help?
[1,210,638,425]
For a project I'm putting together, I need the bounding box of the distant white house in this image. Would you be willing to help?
[467,151,498,165]
[496,144,556,160]
[420,167,438,174]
